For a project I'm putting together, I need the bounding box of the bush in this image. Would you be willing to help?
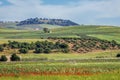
[44,48,51,53]
[34,48,44,53]
[10,53,20,61]
[0,55,7,61]
[116,53,120,57]
[59,43,68,49]
[19,48,28,54]
[0,46,4,52]
[101,45,107,50]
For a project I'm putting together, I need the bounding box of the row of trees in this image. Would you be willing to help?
[1,37,120,54]
[0,40,69,54]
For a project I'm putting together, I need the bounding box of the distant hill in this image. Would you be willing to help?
[0,25,120,44]
[17,18,79,26]
[0,18,79,30]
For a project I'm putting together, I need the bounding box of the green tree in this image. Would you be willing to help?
[34,48,44,53]
[43,28,50,33]
[0,55,7,61]
[59,43,68,49]
[8,41,20,49]
[19,48,28,54]
[44,48,51,53]
[10,53,20,61]
[111,40,117,47]
[101,45,108,50]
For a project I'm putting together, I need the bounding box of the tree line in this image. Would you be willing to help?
[0,40,69,54]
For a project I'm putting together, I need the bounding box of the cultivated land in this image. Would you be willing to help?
[0,25,120,42]
[0,25,120,80]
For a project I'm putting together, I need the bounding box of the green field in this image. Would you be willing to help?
[19,50,120,60]
[0,51,120,80]
[0,25,120,43]
[1,73,120,80]
[0,61,120,80]
[0,25,120,80]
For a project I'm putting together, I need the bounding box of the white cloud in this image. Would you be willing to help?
[0,0,120,25]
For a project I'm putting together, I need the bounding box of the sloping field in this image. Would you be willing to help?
[0,25,120,43]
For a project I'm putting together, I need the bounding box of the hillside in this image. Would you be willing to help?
[17,18,79,26]
[0,25,120,43]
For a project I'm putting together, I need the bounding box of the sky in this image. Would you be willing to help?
[0,0,120,26]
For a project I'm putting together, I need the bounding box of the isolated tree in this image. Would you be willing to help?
[0,55,7,61]
[43,28,50,33]
[10,53,20,61]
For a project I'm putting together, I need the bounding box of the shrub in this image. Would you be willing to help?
[19,48,28,54]
[59,43,68,49]
[116,53,120,57]
[34,48,44,53]
[0,55,7,61]
[0,46,4,52]
[44,48,51,53]
[101,45,107,50]
[10,53,20,61]
[2,43,7,47]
